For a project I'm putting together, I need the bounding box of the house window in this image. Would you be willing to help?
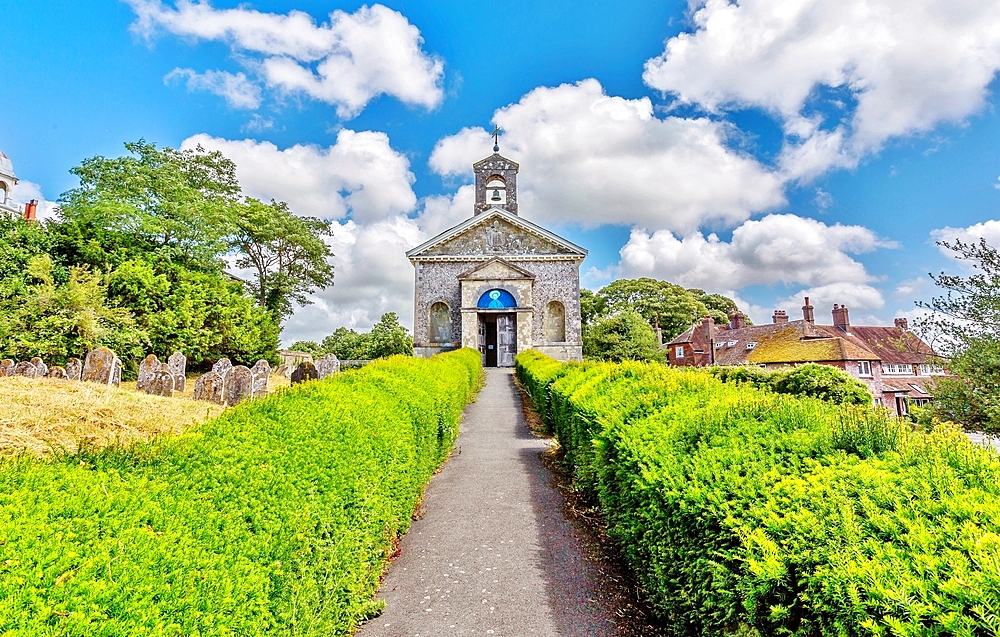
[746,342,757,350]
[919,364,944,375]
[882,363,913,375]
[727,340,737,348]
[675,346,684,359]
[715,341,724,349]
[859,361,872,376]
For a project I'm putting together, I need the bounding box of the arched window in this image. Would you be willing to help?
[477,289,517,309]
[0,182,7,204]
[430,302,451,343]
[486,175,506,205]
[545,301,566,342]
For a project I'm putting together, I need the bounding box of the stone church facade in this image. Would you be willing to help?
[407,151,587,366]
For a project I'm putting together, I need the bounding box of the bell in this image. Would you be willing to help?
[491,188,501,201]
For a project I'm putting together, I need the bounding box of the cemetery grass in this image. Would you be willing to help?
[0,349,482,636]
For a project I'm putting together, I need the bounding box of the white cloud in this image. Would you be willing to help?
[429,79,785,233]
[10,181,60,221]
[644,0,1000,176]
[931,220,1000,255]
[129,1,444,117]
[778,282,886,316]
[181,131,417,222]
[164,68,261,109]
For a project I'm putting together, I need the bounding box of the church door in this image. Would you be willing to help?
[497,314,516,367]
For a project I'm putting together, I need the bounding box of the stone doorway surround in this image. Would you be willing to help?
[478,312,517,367]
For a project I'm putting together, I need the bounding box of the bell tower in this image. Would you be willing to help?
[473,129,519,216]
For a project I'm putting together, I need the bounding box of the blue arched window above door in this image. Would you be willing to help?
[477,289,517,309]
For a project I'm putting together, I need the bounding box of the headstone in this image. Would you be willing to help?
[250,360,270,397]
[315,354,341,380]
[82,347,118,386]
[212,358,233,381]
[30,357,48,377]
[0,360,13,377]
[168,352,187,392]
[65,358,82,381]
[193,371,225,404]
[111,357,122,387]
[290,361,318,385]
[147,370,175,397]
[47,366,69,380]
[223,365,254,406]
[137,354,160,392]
[12,361,37,378]
[274,364,290,378]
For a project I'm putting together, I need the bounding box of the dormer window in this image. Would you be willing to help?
[746,342,757,350]
[727,340,737,348]
[859,361,872,377]
[715,341,724,349]
[919,364,944,375]
[882,363,913,375]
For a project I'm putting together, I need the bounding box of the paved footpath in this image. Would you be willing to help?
[357,368,617,637]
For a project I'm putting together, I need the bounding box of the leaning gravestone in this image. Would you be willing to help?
[290,361,318,385]
[224,365,254,406]
[65,358,82,381]
[47,366,69,380]
[137,354,160,392]
[274,364,290,379]
[13,361,37,378]
[0,360,13,377]
[193,371,225,404]
[82,347,117,386]
[147,370,175,398]
[111,357,122,387]
[212,358,233,382]
[315,354,340,380]
[250,360,270,397]
[168,352,187,392]
[31,357,48,377]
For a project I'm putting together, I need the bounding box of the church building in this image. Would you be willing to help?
[407,144,587,366]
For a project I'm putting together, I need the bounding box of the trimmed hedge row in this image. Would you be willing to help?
[516,350,1000,637]
[0,349,482,636]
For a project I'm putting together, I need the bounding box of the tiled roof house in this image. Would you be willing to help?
[666,297,944,416]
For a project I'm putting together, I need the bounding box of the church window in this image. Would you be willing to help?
[545,301,566,342]
[477,288,517,309]
[429,302,451,343]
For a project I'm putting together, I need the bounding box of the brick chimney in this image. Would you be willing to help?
[894,317,909,330]
[832,304,850,332]
[692,315,715,365]
[23,199,37,222]
[729,310,746,330]
[802,297,815,324]
[772,310,788,324]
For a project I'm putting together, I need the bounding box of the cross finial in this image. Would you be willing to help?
[492,125,500,152]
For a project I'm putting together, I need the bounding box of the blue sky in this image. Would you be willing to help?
[3,0,1000,345]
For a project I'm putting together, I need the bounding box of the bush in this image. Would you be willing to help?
[517,350,1000,637]
[0,349,482,636]
[712,362,871,405]
[583,310,665,362]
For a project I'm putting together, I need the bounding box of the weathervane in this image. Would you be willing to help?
[492,125,500,153]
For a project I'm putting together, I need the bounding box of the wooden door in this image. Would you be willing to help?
[497,313,516,367]
[478,315,486,366]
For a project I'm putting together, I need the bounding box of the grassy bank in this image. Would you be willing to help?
[516,350,1000,637]
[0,349,482,636]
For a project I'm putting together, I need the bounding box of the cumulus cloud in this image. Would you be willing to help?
[931,220,1000,256]
[165,68,261,109]
[129,1,444,117]
[619,213,893,308]
[644,0,1000,177]
[430,79,785,233]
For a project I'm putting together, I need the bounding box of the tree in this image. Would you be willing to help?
[230,198,335,319]
[368,312,413,359]
[580,288,603,326]
[689,289,751,326]
[596,278,706,340]
[321,328,371,361]
[583,310,665,362]
[287,341,325,357]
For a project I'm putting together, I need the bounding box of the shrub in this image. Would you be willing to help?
[517,350,1000,637]
[0,349,482,636]
[583,310,665,362]
[712,362,872,405]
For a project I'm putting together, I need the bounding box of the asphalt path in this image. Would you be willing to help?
[357,368,617,637]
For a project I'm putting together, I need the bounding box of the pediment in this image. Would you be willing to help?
[407,208,587,259]
[459,258,535,281]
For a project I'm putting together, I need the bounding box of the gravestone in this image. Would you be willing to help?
[223,365,253,406]
[250,360,270,397]
[147,370,175,397]
[111,357,122,387]
[212,358,233,382]
[193,371,225,404]
[13,361,37,378]
[137,354,160,392]
[168,352,187,392]
[291,361,318,385]
[82,347,118,386]
[65,358,82,381]
[315,354,340,380]
[0,360,13,377]
[47,366,69,380]
[274,364,290,378]
[31,357,48,377]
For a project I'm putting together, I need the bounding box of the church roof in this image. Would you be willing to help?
[406,207,587,259]
[0,151,15,178]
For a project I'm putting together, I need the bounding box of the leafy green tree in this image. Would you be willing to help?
[583,310,665,362]
[688,289,752,326]
[580,288,603,326]
[287,341,325,357]
[368,312,413,359]
[230,198,335,319]
[321,328,371,361]
[769,364,871,405]
[596,278,706,340]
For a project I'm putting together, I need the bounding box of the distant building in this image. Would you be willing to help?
[0,150,38,221]
[667,297,943,416]
[407,145,587,367]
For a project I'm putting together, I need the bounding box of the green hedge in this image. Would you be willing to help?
[0,348,482,636]
[516,350,1000,637]
[711,362,872,405]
